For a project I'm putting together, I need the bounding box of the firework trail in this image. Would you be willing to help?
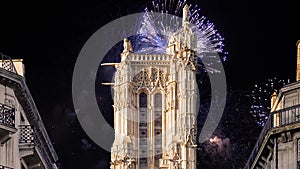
[131,0,227,73]
[250,77,290,126]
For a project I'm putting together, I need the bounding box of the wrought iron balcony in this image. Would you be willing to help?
[0,165,13,169]
[0,103,16,144]
[244,104,300,169]
[0,103,15,128]
[19,125,54,169]
[0,53,17,74]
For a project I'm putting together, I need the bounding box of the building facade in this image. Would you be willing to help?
[244,41,300,169]
[107,5,198,169]
[0,55,59,169]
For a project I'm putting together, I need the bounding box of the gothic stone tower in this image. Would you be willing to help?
[108,5,198,169]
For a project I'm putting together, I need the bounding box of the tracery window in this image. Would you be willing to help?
[154,93,162,166]
[139,93,148,167]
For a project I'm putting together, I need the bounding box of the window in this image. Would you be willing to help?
[140,93,147,108]
[139,93,147,166]
[154,93,162,166]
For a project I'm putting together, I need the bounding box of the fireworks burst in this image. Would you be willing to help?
[250,77,290,126]
[131,0,227,73]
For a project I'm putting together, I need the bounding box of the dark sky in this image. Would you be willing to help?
[0,0,299,168]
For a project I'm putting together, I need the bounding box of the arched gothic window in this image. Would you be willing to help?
[154,93,162,166]
[139,92,147,167]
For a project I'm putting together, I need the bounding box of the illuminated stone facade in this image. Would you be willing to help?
[109,5,198,169]
[0,57,59,169]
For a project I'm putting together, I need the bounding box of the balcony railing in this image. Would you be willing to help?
[19,125,53,169]
[244,104,300,169]
[0,103,15,128]
[0,165,13,169]
[0,53,17,74]
[131,54,171,61]
[19,125,34,144]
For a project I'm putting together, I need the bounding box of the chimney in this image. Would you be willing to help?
[296,40,300,81]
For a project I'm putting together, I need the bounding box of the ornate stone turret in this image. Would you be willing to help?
[166,4,196,71]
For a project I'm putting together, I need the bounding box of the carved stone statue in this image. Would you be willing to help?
[123,38,133,52]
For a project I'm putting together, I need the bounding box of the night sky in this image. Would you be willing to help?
[0,0,299,168]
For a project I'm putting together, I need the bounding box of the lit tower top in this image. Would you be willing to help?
[166,3,196,70]
[180,4,194,50]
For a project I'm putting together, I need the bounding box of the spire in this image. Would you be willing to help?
[182,4,189,27]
